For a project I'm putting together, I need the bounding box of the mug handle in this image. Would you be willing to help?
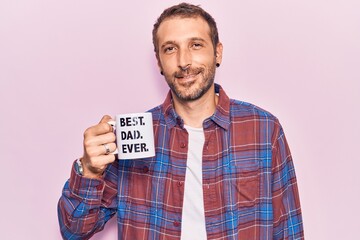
[108,120,119,154]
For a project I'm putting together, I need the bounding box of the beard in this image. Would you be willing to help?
[163,60,216,102]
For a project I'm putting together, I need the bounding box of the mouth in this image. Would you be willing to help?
[175,73,199,79]
[174,68,203,81]
[174,73,200,86]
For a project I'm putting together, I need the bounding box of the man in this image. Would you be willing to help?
[58,3,304,239]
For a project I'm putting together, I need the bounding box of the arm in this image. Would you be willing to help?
[58,115,118,239]
[57,160,118,239]
[272,123,304,239]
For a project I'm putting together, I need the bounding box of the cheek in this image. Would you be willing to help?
[193,52,215,66]
[159,57,176,71]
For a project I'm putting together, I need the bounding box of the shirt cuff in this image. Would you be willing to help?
[69,160,108,205]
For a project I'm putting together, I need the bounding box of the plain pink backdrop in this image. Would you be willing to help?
[1,0,359,239]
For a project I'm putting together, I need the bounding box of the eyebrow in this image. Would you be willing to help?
[189,37,206,43]
[160,37,207,49]
[161,41,177,49]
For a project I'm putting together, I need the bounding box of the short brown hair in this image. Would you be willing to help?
[152,2,219,57]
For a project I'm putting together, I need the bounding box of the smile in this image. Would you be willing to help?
[176,73,199,79]
[174,73,200,85]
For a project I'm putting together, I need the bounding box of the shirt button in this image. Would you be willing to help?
[173,221,180,227]
[143,166,149,173]
[177,181,183,187]
[180,142,186,148]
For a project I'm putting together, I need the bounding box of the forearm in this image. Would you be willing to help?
[272,124,304,239]
[58,161,118,239]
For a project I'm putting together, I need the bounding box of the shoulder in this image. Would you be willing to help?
[229,99,280,125]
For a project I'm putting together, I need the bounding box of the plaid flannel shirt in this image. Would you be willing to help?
[58,84,304,239]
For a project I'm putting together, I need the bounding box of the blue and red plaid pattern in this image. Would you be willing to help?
[58,84,304,239]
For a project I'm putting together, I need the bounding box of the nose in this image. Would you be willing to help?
[178,48,191,70]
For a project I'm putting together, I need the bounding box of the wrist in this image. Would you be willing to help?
[79,158,104,179]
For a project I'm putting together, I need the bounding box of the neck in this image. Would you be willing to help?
[172,85,218,128]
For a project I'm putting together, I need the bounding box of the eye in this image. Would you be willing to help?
[192,43,203,49]
[164,46,176,54]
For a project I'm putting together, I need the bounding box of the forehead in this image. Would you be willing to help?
[157,16,212,45]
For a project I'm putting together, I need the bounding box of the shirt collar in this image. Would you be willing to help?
[162,83,231,130]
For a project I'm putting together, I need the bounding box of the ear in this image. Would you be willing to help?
[215,42,223,65]
[156,54,163,74]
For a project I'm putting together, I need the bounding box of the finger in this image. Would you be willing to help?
[87,153,116,167]
[84,121,113,137]
[97,153,116,166]
[85,142,117,157]
[100,142,117,156]
[84,132,116,148]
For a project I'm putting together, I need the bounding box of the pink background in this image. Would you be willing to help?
[1,0,359,239]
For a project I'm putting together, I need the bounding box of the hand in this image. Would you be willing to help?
[81,115,116,178]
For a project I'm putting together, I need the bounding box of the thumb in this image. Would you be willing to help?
[99,115,113,124]
[99,115,114,132]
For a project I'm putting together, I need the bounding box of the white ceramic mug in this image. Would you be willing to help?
[108,112,155,159]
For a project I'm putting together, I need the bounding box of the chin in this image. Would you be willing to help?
[166,71,215,102]
[174,84,210,101]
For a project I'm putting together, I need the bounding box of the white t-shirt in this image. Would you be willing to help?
[181,125,207,240]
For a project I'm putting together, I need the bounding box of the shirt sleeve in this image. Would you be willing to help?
[57,160,118,239]
[271,123,304,239]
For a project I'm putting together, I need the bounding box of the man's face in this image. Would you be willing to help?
[156,16,222,102]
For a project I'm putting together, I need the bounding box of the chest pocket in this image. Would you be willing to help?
[231,159,260,207]
[129,160,154,207]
